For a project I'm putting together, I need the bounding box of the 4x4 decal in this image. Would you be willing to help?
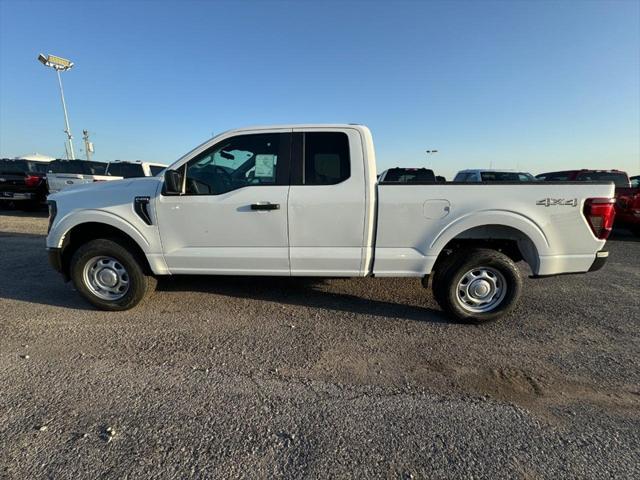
[536,198,578,207]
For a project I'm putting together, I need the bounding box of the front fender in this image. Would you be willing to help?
[47,209,151,251]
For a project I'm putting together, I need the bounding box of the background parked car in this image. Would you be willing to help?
[454,169,536,182]
[0,158,51,210]
[45,159,113,194]
[535,169,631,189]
[615,175,640,236]
[378,167,436,183]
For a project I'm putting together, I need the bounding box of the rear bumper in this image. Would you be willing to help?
[0,191,36,201]
[589,250,609,272]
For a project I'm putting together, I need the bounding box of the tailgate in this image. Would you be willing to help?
[47,173,90,193]
[0,173,28,194]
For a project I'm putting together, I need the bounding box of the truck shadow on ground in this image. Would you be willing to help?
[0,230,451,323]
[156,275,453,325]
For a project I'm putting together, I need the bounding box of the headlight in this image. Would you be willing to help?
[47,200,57,234]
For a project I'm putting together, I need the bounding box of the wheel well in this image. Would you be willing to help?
[433,225,539,274]
[60,222,151,277]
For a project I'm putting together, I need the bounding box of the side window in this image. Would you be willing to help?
[304,132,350,185]
[184,133,289,195]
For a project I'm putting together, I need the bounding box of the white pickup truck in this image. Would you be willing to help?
[46,125,615,322]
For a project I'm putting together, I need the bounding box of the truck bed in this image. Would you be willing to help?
[373,181,614,277]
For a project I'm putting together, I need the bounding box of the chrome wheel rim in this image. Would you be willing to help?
[455,267,507,313]
[82,256,130,301]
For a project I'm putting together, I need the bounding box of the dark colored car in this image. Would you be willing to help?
[0,159,50,209]
[616,175,640,236]
[379,167,436,183]
[535,169,631,189]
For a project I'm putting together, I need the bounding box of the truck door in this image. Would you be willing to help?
[287,128,368,276]
[155,131,292,275]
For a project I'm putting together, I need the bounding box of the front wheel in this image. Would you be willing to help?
[70,238,156,311]
[432,248,522,323]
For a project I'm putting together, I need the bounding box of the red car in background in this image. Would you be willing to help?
[536,169,638,236]
[616,175,640,236]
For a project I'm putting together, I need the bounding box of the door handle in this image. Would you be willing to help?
[251,202,280,211]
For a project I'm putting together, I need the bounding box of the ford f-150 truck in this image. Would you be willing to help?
[46,125,616,322]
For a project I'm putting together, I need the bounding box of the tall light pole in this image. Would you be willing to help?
[425,149,438,161]
[38,53,76,159]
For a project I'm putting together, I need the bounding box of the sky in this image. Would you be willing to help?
[0,0,638,178]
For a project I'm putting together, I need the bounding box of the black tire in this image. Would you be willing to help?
[70,238,156,311]
[431,248,522,323]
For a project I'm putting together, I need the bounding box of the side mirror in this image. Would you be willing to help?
[164,169,183,195]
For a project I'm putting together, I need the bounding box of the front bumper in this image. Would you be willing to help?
[589,250,609,272]
[48,248,63,274]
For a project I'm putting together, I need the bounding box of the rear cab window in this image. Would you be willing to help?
[480,172,519,181]
[49,160,107,175]
[106,163,145,178]
[0,160,46,174]
[383,168,435,183]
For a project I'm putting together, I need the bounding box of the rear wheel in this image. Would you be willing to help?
[70,238,156,311]
[432,248,522,323]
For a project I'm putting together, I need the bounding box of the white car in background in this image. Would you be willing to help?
[454,169,536,182]
[47,160,167,194]
[46,160,113,194]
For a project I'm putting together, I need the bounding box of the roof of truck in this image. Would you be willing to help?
[212,124,370,136]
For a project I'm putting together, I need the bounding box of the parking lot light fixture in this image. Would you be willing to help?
[38,53,76,160]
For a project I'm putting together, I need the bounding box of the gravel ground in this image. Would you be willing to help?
[0,211,639,479]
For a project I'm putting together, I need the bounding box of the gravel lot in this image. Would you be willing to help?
[1,211,639,479]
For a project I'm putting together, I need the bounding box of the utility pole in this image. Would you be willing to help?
[83,130,94,161]
[38,53,76,159]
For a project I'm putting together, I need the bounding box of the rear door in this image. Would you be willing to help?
[287,128,367,276]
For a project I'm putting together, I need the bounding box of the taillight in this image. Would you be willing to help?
[25,174,41,187]
[583,198,616,240]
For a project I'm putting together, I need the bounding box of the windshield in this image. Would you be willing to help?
[106,163,145,178]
